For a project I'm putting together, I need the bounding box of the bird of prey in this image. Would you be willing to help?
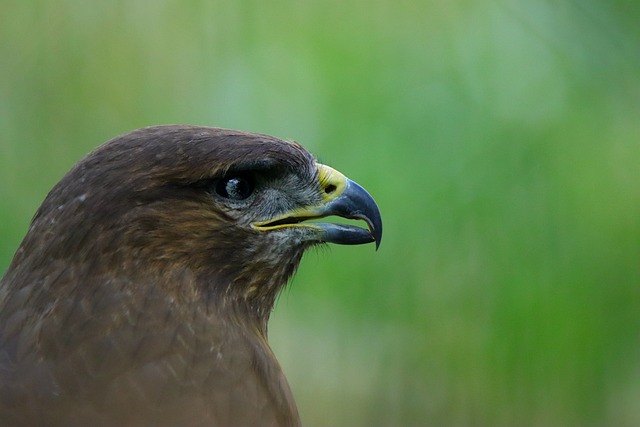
[0,125,382,427]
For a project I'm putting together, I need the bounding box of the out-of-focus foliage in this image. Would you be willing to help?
[1,0,639,425]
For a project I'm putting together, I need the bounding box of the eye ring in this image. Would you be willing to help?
[214,176,255,200]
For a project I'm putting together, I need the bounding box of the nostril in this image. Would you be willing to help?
[325,184,337,194]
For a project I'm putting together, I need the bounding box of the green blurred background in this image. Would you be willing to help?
[1,0,639,425]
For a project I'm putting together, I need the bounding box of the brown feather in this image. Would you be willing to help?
[0,126,324,427]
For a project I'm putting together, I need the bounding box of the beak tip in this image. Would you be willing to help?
[369,212,383,251]
[342,178,383,252]
[373,228,382,251]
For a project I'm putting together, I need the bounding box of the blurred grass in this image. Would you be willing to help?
[2,0,640,425]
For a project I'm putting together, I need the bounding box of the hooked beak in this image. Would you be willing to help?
[252,163,382,250]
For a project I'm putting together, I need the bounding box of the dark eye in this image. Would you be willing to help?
[214,176,255,200]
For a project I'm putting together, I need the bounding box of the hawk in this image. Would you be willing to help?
[0,125,382,427]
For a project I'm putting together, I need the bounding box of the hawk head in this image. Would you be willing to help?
[8,124,382,326]
[0,125,382,426]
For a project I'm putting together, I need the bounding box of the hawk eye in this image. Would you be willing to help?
[214,176,255,200]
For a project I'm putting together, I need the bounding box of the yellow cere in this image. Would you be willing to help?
[316,163,347,202]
